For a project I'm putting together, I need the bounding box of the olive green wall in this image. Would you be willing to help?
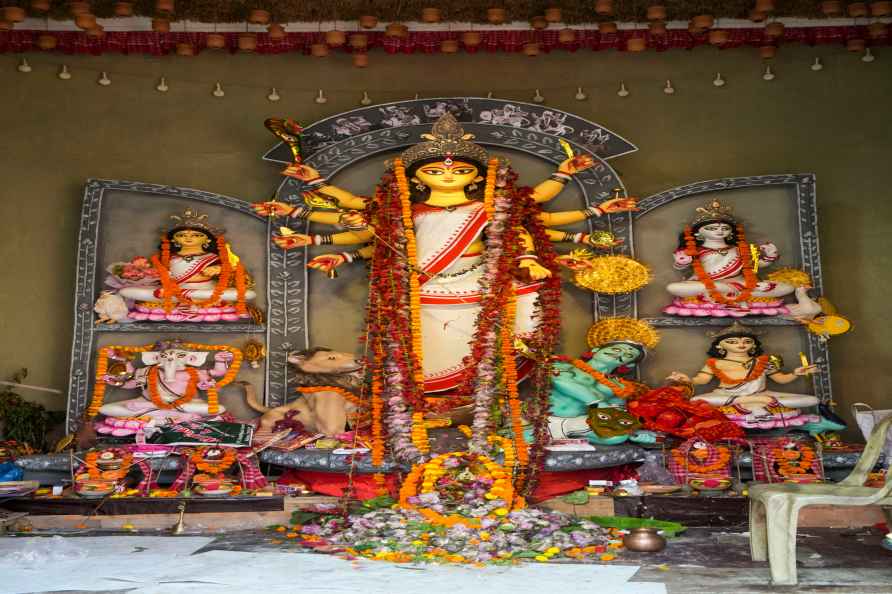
[1,45,890,437]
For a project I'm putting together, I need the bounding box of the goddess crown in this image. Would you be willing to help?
[166,208,225,237]
[586,317,660,351]
[400,113,489,171]
[692,199,737,226]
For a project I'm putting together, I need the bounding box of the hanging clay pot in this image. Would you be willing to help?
[267,23,285,40]
[75,13,96,29]
[385,22,408,38]
[440,38,459,53]
[820,1,843,16]
[359,15,377,29]
[3,6,24,22]
[0,20,12,31]
[595,0,614,16]
[759,44,776,58]
[176,42,195,56]
[649,20,667,35]
[114,1,133,17]
[598,21,618,34]
[755,0,775,12]
[325,30,346,46]
[310,42,329,56]
[544,7,562,22]
[421,7,441,23]
[206,32,226,49]
[868,22,888,38]
[30,0,50,12]
[692,14,714,30]
[749,10,767,22]
[156,0,174,14]
[69,2,90,16]
[846,37,866,51]
[848,2,868,17]
[461,30,482,47]
[352,53,368,67]
[530,15,548,29]
[765,21,784,38]
[37,33,57,49]
[626,37,647,52]
[349,32,368,49]
[487,7,506,24]
[646,5,666,20]
[871,1,892,16]
[248,9,270,25]
[523,41,540,56]
[708,29,729,45]
[238,32,257,52]
[152,18,170,33]
[558,28,576,43]
[86,24,104,38]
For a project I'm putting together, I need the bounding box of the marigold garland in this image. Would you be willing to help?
[411,412,430,454]
[671,444,731,474]
[190,446,237,474]
[500,285,529,467]
[567,358,640,399]
[483,157,498,220]
[83,449,134,481]
[771,443,818,478]
[684,224,758,305]
[707,355,769,386]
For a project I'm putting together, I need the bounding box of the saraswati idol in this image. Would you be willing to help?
[103,209,257,323]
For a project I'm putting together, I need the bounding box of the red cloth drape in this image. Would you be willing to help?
[1,26,887,56]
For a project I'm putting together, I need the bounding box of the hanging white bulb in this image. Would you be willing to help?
[713,72,726,87]
[267,87,280,102]
[155,76,169,93]
[212,82,225,98]
[97,71,111,86]
[314,89,327,104]
[57,64,72,80]
[574,86,587,101]
[360,91,372,106]
[663,79,675,95]
[811,57,823,71]
[532,88,545,103]
[862,48,875,63]
[617,81,629,97]
[17,58,31,73]
[762,65,775,81]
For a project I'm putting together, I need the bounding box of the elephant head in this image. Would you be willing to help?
[142,349,209,383]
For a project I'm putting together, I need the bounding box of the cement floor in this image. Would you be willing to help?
[1,527,889,594]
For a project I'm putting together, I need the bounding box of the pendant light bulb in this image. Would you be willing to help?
[212,82,225,97]
[663,79,675,95]
[360,91,372,106]
[713,72,726,87]
[17,58,31,73]
[97,71,111,86]
[762,65,775,80]
[155,76,169,93]
[315,89,327,104]
[862,48,875,63]
[811,57,823,71]
[532,88,545,103]
[617,81,629,97]
[57,64,72,80]
[574,86,587,101]
[267,87,280,102]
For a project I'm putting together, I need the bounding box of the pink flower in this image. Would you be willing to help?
[131,256,151,268]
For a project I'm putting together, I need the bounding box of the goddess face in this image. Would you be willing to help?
[588,343,643,369]
[717,336,756,356]
[414,160,481,192]
[695,222,733,242]
[172,229,210,250]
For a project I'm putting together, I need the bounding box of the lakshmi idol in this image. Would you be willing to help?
[664,200,817,318]
[254,114,637,395]
[110,209,257,322]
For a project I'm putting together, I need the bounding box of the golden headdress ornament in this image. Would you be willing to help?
[706,321,764,338]
[586,317,660,351]
[400,113,489,171]
[692,199,737,226]
[166,208,225,237]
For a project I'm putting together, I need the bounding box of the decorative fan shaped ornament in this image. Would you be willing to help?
[558,248,651,294]
[586,317,660,350]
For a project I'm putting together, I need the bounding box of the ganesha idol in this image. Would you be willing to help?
[664,200,820,318]
[100,209,257,323]
[88,340,242,436]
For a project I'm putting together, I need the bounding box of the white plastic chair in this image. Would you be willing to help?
[748,412,892,585]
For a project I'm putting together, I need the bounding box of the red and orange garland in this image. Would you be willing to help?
[152,235,248,315]
[190,446,237,474]
[671,444,731,475]
[483,157,499,220]
[684,224,757,305]
[370,345,387,495]
[83,449,134,481]
[707,354,769,386]
[567,358,640,399]
[771,443,818,478]
[88,342,243,417]
[500,285,529,467]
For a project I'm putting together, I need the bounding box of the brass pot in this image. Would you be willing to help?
[623,527,667,552]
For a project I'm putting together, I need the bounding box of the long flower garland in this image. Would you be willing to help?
[707,354,769,386]
[565,358,640,399]
[500,285,529,468]
[147,366,199,409]
[684,224,757,305]
[671,444,731,475]
[190,446,237,474]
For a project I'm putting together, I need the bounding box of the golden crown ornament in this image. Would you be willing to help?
[400,113,489,171]
[691,199,737,226]
[586,317,660,351]
[166,208,225,236]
